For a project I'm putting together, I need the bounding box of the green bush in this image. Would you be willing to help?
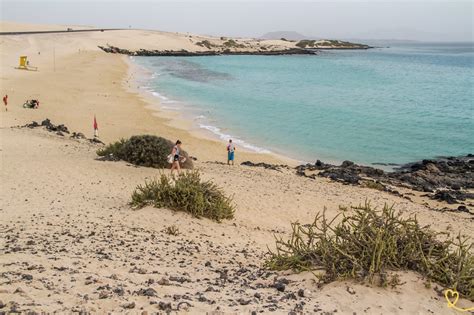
[97,135,193,169]
[266,202,473,300]
[96,138,126,158]
[131,171,234,222]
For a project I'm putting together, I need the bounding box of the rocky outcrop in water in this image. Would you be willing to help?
[98,45,317,56]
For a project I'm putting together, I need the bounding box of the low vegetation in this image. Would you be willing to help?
[131,171,234,222]
[163,225,180,236]
[97,135,193,169]
[195,40,215,49]
[295,40,317,48]
[223,39,247,49]
[97,138,126,157]
[266,202,473,300]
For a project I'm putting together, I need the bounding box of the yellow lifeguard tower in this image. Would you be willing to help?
[16,56,38,71]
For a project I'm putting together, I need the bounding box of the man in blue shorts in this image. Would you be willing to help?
[227,139,236,165]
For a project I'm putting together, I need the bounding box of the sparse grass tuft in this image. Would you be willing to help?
[164,225,180,236]
[131,171,234,222]
[266,202,473,300]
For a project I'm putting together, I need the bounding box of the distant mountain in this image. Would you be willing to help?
[260,31,311,41]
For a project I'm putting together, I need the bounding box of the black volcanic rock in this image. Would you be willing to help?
[136,288,157,297]
[241,161,289,171]
[296,155,474,208]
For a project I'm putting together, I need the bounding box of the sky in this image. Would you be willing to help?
[1,0,473,41]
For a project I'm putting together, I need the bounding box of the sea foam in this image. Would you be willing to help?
[199,124,271,154]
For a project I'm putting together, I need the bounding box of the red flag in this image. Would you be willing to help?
[93,115,98,130]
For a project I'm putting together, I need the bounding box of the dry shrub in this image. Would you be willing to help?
[131,171,234,222]
[266,202,473,300]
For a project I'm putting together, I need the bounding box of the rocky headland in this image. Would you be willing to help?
[98,38,370,57]
[99,45,317,57]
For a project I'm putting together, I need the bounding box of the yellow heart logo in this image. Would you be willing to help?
[444,289,474,312]
[445,289,459,307]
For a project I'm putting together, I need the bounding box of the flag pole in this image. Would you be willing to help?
[94,115,99,138]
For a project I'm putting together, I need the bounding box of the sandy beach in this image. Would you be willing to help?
[1,22,473,313]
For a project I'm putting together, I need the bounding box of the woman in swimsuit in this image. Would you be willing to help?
[170,140,182,175]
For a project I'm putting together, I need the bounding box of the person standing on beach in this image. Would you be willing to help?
[227,139,236,165]
[3,95,8,112]
[170,140,183,175]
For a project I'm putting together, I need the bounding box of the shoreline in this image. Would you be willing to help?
[123,56,409,171]
[126,55,352,167]
[124,55,301,166]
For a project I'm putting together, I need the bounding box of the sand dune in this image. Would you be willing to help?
[0,22,472,313]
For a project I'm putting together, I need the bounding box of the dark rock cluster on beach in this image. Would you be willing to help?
[241,161,291,172]
[98,45,318,57]
[26,118,69,135]
[296,156,474,210]
[242,155,473,211]
[19,118,105,144]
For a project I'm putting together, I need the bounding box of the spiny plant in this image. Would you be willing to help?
[266,202,473,300]
[97,135,193,169]
[131,171,234,222]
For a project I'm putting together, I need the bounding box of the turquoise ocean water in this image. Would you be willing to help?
[133,43,474,166]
